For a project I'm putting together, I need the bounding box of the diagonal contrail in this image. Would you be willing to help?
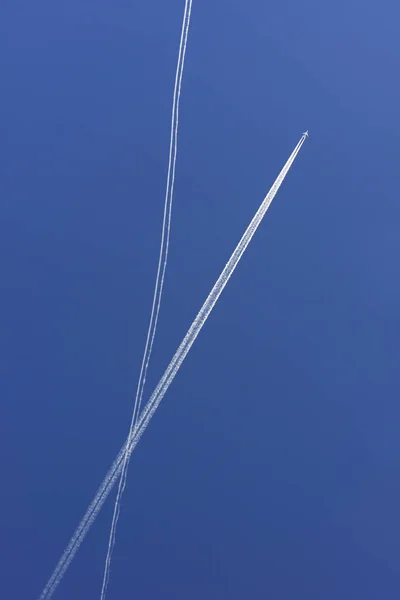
[100,2,193,598]
[37,132,307,600]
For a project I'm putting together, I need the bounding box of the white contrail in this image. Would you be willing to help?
[100,2,193,598]
[37,133,307,600]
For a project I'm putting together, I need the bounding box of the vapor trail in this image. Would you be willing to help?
[100,2,193,598]
[38,133,307,600]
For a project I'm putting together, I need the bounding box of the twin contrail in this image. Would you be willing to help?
[38,132,307,600]
[100,2,193,598]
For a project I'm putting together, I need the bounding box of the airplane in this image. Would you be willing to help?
[303,130,309,137]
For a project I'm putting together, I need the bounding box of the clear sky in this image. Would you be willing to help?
[2,1,400,599]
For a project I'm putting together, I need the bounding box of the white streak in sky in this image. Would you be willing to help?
[37,133,307,600]
[100,1,193,598]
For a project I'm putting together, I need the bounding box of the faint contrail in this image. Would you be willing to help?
[100,1,193,599]
[37,133,307,600]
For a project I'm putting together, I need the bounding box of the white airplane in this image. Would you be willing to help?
[303,130,309,137]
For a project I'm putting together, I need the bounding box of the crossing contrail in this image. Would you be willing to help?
[37,132,307,600]
[100,2,193,598]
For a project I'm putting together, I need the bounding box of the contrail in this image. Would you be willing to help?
[37,133,307,600]
[100,2,193,598]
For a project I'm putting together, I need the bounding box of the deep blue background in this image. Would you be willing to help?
[1,1,400,598]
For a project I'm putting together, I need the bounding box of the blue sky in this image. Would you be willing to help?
[1,1,400,598]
